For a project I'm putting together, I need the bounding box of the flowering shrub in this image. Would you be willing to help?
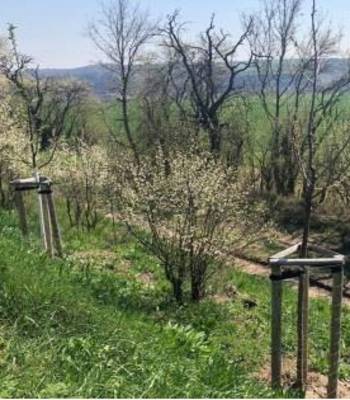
[47,141,109,229]
[113,149,267,302]
[0,93,31,206]
[0,95,29,169]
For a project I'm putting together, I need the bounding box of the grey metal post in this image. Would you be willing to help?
[36,174,48,250]
[327,266,344,398]
[42,190,53,257]
[14,189,28,236]
[46,184,63,257]
[297,268,309,392]
[271,263,283,389]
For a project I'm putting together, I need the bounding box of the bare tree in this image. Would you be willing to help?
[247,0,304,195]
[0,25,85,170]
[161,12,253,156]
[89,0,157,165]
[248,0,350,202]
[295,2,350,254]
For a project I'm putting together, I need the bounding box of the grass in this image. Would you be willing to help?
[1,207,350,397]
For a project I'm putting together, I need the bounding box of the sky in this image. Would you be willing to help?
[1,0,350,69]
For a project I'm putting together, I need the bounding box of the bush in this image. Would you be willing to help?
[113,148,267,303]
[47,141,108,230]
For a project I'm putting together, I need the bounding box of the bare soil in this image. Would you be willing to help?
[257,357,350,398]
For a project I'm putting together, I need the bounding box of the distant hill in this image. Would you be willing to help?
[39,58,350,99]
[39,65,114,98]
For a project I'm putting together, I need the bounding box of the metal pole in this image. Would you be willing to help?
[36,173,48,250]
[14,189,28,236]
[271,263,283,389]
[46,184,63,257]
[41,188,53,257]
[297,268,309,392]
[327,266,344,398]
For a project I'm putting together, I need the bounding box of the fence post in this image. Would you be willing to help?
[14,189,28,236]
[297,268,309,392]
[271,263,283,389]
[46,183,63,257]
[41,181,53,257]
[36,174,53,255]
[37,177,48,250]
[327,265,344,398]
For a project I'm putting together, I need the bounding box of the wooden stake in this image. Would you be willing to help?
[46,187,63,257]
[14,189,28,236]
[36,174,53,255]
[42,192,53,257]
[271,263,283,389]
[37,182,48,250]
[296,268,309,392]
[327,267,343,398]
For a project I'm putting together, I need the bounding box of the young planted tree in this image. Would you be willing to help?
[295,2,350,254]
[274,0,350,390]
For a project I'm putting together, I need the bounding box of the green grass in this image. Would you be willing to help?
[1,208,350,397]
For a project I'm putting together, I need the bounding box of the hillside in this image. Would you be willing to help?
[39,58,350,99]
[1,206,350,397]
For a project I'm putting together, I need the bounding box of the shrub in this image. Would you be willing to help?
[47,141,108,230]
[113,148,267,303]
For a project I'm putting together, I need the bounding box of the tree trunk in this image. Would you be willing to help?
[172,279,183,304]
[191,266,206,302]
[301,184,313,256]
[121,93,140,166]
[209,129,221,155]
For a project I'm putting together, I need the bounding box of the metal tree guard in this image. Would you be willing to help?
[269,243,344,398]
[11,173,63,257]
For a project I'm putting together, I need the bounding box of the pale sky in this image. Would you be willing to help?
[1,0,350,68]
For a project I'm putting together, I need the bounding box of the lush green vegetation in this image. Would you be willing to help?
[0,207,349,398]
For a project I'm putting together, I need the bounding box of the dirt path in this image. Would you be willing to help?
[106,212,349,304]
[235,257,350,305]
[234,255,350,305]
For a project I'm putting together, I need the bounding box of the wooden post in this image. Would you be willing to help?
[37,181,48,250]
[46,185,63,257]
[42,191,54,257]
[14,189,28,236]
[36,174,53,255]
[327,266,344,398]
[296,268,309,392]
[271,263,283,389]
